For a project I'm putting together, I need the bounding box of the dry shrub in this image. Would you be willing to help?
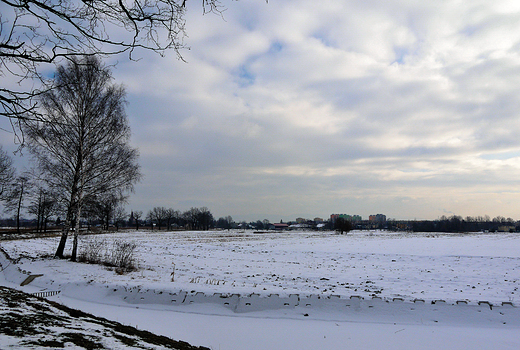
[79,238,137,274]
[108,240,137,273]
[78,238,105,264]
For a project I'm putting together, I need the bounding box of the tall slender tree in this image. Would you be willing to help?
[27,182,59,233]
[23,56,141,260]
[4,173,31,233]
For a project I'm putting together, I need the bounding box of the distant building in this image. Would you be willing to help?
[350,215,362,222]
[330,214,362,223]
[369,214,386,223]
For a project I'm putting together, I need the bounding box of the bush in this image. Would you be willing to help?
[78,238,105,264]
[79,237,137,274]
[108,240,137,273]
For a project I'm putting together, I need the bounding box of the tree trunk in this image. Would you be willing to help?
[71,189,84,261]
[55,191,76,258]
[54,213,71,259]
[71,210,81,261]
[15,182,24,234]
[36,193,42,233]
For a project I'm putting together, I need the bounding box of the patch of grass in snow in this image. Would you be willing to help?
[189,277,225,285]
[79,237,138,274]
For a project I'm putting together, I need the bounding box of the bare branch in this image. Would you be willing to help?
[1,0,224,132]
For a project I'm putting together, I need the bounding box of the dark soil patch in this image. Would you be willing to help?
[0,287,210,350]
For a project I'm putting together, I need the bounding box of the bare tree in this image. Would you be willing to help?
[183,206,213,230]
[183,207,199,230]
[23,56,141,260]
[132,210,143,230]
[1,0,224,126]
[27,183,59,233]
[334,217,352,235]
[148,207,168,230]
[25,168,55,233]
[0,146,16,199]
[216,215,233,229]
[4,174,31,233]
[165,208,179,231]
[197,206,214,230]
[84,192,123,230]
[113,205,128,230]
[90,196,113,230]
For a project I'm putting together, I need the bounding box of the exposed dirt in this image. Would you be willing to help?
[0,286,210,350]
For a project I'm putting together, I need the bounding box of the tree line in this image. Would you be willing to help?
[141,206,214,231]
[0,203,256,233]
[396,215,520,233]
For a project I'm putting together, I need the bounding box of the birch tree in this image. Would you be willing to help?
[23,55,141,260]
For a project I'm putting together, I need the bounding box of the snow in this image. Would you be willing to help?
[1,229,520,349]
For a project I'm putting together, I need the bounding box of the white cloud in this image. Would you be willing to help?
[5,0,520,221]
[115,0,520,220]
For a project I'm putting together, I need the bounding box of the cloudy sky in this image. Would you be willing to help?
[5,0,520,222]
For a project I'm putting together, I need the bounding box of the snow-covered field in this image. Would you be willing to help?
[4,230,519,303]
[2,230,520,349]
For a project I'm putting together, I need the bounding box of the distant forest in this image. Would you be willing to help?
[386,215,518,233]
